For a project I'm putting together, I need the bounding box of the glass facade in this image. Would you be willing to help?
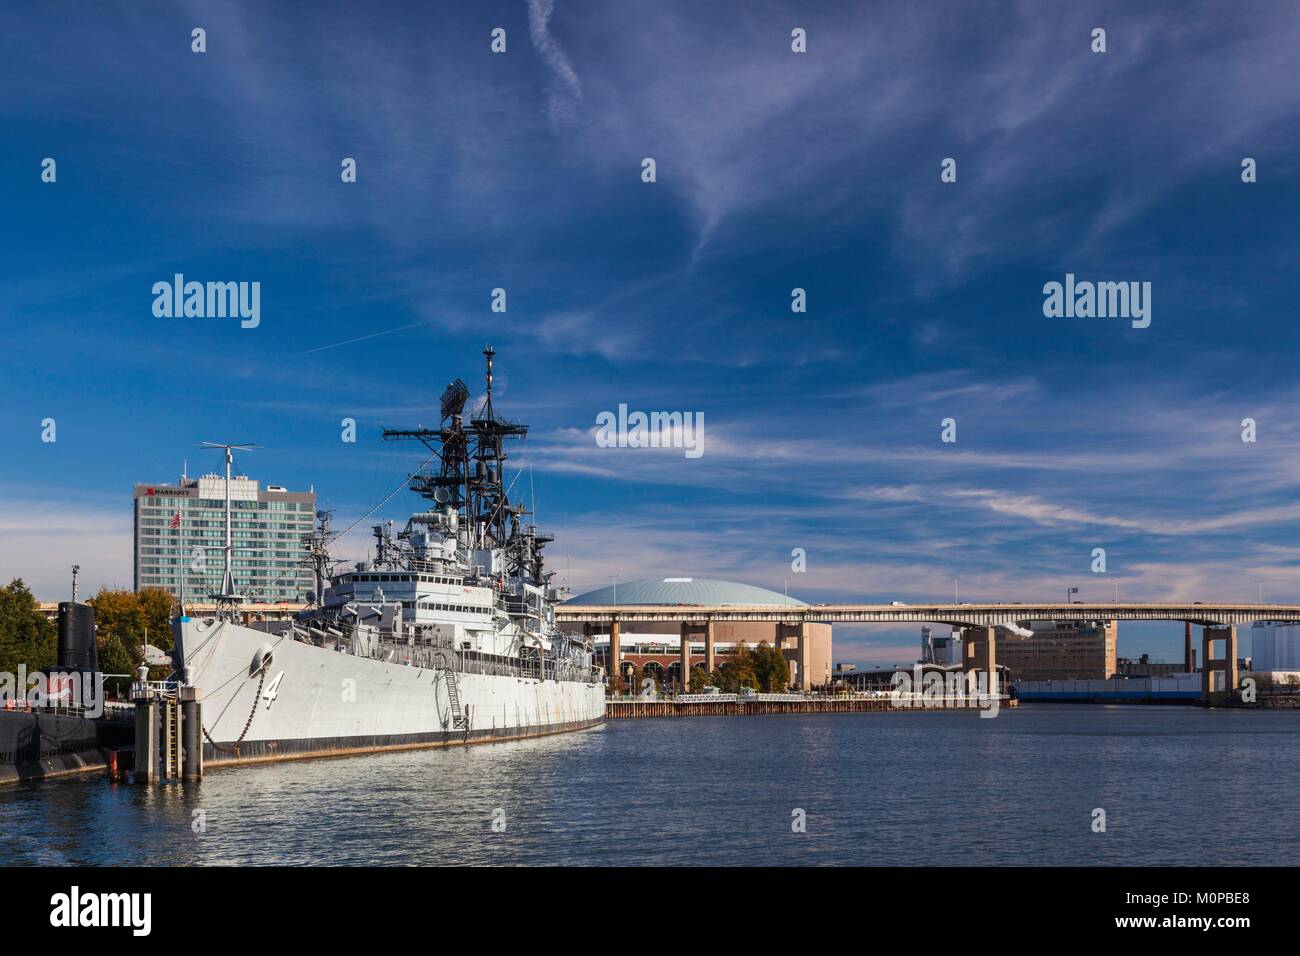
[133,475,316,604]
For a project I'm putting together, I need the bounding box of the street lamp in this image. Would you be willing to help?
[1066,586,1079,604]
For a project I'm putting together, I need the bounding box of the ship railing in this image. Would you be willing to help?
[368,640,602,684]
[131,680,181,701]
[0,696,127,718]
[101,701,136,721]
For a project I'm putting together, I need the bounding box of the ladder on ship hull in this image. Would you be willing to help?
[444,668,469,730]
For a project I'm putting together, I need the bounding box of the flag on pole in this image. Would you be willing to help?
[170,511,181,530]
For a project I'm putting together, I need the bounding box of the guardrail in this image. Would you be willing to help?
[560,602,1300,627]
[130,680,180,701]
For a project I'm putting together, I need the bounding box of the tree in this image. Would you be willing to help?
[689,666,714,693]
[97,632,138,696]
[752,640,791,692]
[607,665,628,696]
[136,587,176,651]
[87,587,146,680]
[713,642,758,693]
[0,579,57,676]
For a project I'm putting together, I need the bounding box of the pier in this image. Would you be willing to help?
[606,693,1016,719]
[131,670,203,784]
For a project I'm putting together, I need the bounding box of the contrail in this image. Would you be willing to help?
[528,0,582,126]
[304,320,433,354]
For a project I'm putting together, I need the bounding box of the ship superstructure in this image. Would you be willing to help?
[172,349,604,764]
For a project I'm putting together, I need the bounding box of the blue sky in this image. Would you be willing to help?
[3,0,1300,664]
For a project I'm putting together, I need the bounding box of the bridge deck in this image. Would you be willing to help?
[557,603,1300,627]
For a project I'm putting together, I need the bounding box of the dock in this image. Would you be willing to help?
[606,693,1016,719]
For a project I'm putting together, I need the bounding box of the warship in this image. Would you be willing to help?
[172,348,605,765]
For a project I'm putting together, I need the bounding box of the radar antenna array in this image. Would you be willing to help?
[382,348,546,582]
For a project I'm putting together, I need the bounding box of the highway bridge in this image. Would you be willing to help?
[555,602,1300,627]
[556,602,1296,704]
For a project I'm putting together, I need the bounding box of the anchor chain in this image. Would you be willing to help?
[202,664,268,754]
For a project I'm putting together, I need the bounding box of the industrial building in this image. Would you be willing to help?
[920,625,962,666]
[1117,654,1186,677]
[133,471,316,604]
[1250,622,1300,672]
[564,578,832,691]
[962,620,1117,681]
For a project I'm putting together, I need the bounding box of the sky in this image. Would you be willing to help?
[2,0,1300,665]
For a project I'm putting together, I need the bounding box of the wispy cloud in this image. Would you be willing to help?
[528,0,584,128]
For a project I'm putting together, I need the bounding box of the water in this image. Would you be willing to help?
[1,705,1295,866]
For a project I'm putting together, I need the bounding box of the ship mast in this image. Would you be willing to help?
[467,345,528,548]
[382,348,543,581]
[199,441,255,613]
[305,509,336,605]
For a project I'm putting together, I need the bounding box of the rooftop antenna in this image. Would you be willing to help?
[199,441,257,613]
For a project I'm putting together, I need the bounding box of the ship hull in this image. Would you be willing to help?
[177,618,605,766]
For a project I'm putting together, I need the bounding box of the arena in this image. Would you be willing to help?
[564,577,832,691]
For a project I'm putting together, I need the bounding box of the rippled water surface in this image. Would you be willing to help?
[1,705,1295,866]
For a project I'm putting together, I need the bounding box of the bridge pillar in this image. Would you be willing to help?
[1201,626,1238,706]
[774,624,796,685]
[609,619,621,690]
[963,626,997,698]
[705,620,716,674]
[796,624,811,691]
[679,623,691,692]
[1184,621,1194,674]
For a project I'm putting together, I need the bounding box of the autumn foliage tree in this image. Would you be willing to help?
[0,579,57,676]
[88,586,177,683]
[696,641,792,694]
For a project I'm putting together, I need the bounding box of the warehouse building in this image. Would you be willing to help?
[962,620,1117,681]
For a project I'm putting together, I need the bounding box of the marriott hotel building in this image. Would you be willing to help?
[133,473,317,604]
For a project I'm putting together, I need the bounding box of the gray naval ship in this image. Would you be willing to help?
[173,348,605,765]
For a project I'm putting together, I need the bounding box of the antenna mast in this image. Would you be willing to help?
[199,441,256,613]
